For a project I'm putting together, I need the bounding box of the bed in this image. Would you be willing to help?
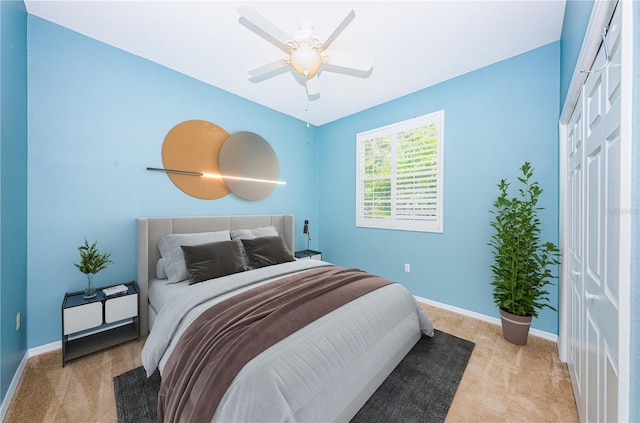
[137,214,434,422]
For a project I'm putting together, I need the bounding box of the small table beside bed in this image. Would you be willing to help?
[137,214,434,422]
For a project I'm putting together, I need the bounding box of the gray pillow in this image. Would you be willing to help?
[181,240,247,284]
[158,230,231,283]
[241,236,295,269]
[230,226,279,268]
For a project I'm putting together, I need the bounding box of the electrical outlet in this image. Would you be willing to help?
[404,263,411,273]
[16,312,20,331]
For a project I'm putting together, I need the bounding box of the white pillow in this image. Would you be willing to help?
[155,258,168,280]
[158,230,231,283]
[230,225,278,240]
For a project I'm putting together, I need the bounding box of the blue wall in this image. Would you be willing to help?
[560,0,594,106]
[317,42,561,334]
[26,16,319,348]
[0,0,28,403]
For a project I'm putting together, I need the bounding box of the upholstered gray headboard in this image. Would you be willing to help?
[137,214,295,334]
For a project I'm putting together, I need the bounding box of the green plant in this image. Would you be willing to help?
[74,237,113,276]
[488,162,560,318]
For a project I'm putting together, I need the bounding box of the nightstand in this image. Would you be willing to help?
[295,249,322,260]
[61,281,139,366]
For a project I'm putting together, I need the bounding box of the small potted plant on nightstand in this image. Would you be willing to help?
[488,162,560,345]
[74,237,113,299]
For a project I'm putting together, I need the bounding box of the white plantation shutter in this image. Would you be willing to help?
[356,111,444,233]
[360,135,392,219]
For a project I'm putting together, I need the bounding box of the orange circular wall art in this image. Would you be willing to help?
[161,120,231,200]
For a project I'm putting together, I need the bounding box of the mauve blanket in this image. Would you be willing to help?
[157,266,392,423]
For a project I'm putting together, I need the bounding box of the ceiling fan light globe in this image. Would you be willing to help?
[290,48,322,77]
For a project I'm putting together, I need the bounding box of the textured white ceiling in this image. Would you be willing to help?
[24,1,566,126]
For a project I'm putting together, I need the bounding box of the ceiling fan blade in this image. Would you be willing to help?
[321,10,355,51]
[238,5,292,48]
[306,75,320,96]
[248,59,289,77]
[325,51,373,72]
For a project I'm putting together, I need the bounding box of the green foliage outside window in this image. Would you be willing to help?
[362,125,438,220]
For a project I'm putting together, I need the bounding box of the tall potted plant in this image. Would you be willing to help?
[488,162,560,345]
[74,237,113,299]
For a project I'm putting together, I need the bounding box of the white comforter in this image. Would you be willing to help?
[142,260,434,422]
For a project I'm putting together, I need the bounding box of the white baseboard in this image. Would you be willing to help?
[1,322,133,418]
[27,340,61,357]
[0,341,61,422]
[0,352,29,422]
[414,296,558,343]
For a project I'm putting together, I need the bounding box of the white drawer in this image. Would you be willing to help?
[63,302,102,335]
[105,294,137,323]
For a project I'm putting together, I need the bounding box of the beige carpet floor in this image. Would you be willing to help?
[4,304,578,422]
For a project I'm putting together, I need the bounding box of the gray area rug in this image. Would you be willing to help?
[351,330,474,423]
[113,330,474,423]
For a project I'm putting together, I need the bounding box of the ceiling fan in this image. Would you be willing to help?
[238,5,373,96]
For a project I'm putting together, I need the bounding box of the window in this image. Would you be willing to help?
[356,110,444,233]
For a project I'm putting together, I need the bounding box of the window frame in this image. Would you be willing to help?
[355,110,445,233]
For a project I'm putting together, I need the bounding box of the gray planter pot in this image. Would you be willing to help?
[499,309,532,345]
